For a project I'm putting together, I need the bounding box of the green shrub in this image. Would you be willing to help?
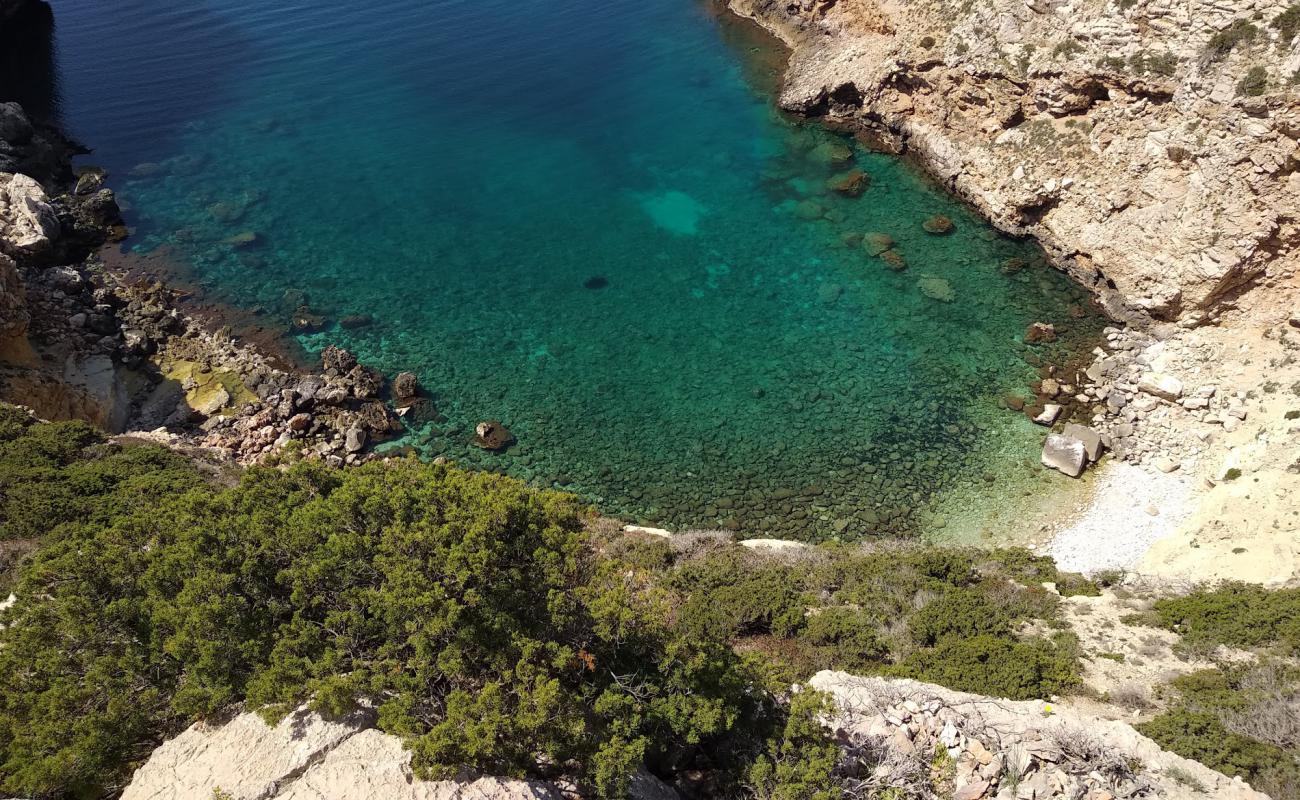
[1139,666,1300,796]
[1237,66,1268,96]
[1052,39,1085,58]
[1129,51,1179,77]
[1151,582,1300,652]
[1207,19,1259,58]
[1139,710,1288,780]
[0,459,827,798]
[801,608,889,669]
[746,690,843,800]
[897,635,1078,700]
[1272,4,1300,45]
[909,589,1011,646]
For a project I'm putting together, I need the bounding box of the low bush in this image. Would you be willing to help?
[1206,19,1259,58]
[1149,582,1300,652]
[897,634,1079,700]
[1273,4,1300,45]
[1237,65,1268,96]
[0,458,828,799]
[1139,665,1300,797]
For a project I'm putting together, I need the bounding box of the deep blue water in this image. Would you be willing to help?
[21,0,1104,539]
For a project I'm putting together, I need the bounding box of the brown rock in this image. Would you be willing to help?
[863,232,894,256]
[827,168,870,197]
[392,371,420,400]
[473,420,515,451]
[1024,322,1057,344]
[921,214,954,235]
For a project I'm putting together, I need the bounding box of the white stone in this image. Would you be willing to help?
[1042,434,1087,477]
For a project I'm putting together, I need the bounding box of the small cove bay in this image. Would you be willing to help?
[49,0,1106,540]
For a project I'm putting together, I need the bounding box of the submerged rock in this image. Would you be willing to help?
[921,214,954,235]
[1024,321,1057,344]
[862,231,894,256]
[917,275,954,302]
[826,168,870,197]
[879,249,907,271]
[808,140,854,166]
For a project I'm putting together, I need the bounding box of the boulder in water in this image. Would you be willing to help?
[473,420,515,451]
[863,232,894,256]
[1024,322,1057,344]
[921,214,954,235]
[392,371,420,400]
[808,140,854,166]
[827,168,870,197]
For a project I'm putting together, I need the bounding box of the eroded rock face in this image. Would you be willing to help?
[809,671,1271,800]
[0,252,29,346]
[727,0,1300,323]
[0,172,59,257]
[122,704,678,800]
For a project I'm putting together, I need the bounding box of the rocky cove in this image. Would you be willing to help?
[2,0,1300,797]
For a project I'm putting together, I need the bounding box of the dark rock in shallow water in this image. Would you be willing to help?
[583,275,609,290]
[1024,322,1057,344]
[392,371,420,400]
[473,420,515,451]
[290,308,327,333]
[921,214,954,235]
[827,169,870,197]
[339,313,374,329]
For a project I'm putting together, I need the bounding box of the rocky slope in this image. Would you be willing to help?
[728,0,1300,324]
[811,671,1269,799]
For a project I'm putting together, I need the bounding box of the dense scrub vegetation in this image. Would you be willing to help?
[1139,664,1300,798]
[1145,581,1300,653]
[0,410,1091,798]
[618,535,1084,700]
[1128,581,1300,797]
[0,413,838,799]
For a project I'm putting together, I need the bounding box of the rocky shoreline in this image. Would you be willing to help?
[0,100,437,465]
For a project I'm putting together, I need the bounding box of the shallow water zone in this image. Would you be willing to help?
[47,0,1105,539]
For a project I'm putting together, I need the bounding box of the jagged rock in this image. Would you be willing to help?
[1042,433,1087,477]
[321,345,358,375]
[393,371,420,400]
[0,172,59,256]
[473,420,515,451]
[0,101,33,144]
[347,365,383,399]
[808,671,1270,800]
[344,425,367,453]
[726,0,1299,322]
[0,252,28,345]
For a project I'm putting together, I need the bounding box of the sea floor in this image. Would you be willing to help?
[50,0,1106,540]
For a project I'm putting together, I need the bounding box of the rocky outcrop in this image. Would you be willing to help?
[122,704,678,800]
[810,671,1270,799]
[727,0,1300,324]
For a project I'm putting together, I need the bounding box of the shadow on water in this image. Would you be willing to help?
[0,1,60,122]
[28,0,258,172]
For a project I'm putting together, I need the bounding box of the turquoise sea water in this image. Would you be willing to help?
[31,0,1104,539]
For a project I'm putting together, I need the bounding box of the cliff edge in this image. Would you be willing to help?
[729,0,1300,324]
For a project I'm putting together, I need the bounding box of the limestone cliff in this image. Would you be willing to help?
[728,0,1300,323]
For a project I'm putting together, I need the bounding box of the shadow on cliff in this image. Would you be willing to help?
[0,0,60,123]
